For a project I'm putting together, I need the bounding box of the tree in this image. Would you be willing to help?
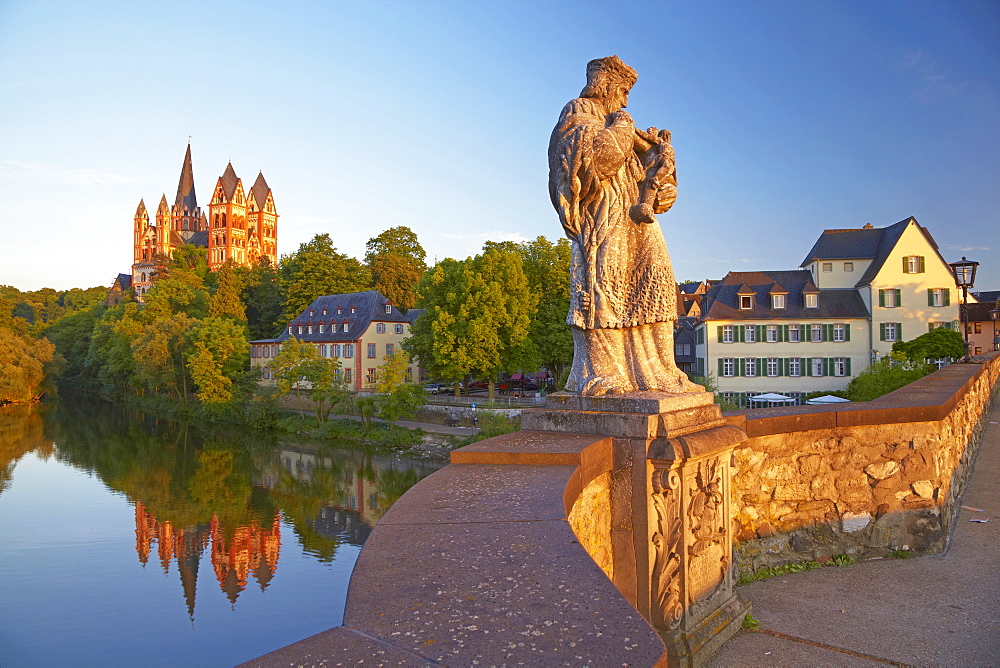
[186,316,249,406]
[374,351,425,422]
[0,328,56,403]
[516,236,573,382]
[280,234,370,321]
[269,337,345,421]
[142,265,210,321]
[131,313,196,399]
[241,257,284,340]
[209,261,246,321]
[85,303,144,392]
[845,355,934,402]
[364,226,426,311]
[892,327,966,362]
[406,246,537,398]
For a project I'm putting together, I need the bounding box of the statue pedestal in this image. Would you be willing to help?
[522,391,749,667]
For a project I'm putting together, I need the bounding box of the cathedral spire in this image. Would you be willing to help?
[174,142,197,213]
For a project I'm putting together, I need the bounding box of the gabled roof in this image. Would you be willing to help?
[701,270,869,321]
[273,290,424,343]
[174,143,198,213]
[975,290,1000,304]
[135,199,147,218]
[219,162,240,200]
[113,273,132,290]
[801,217,946,288]
[249,172,272,211]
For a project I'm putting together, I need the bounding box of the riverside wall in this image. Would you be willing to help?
[726,351,1000,572]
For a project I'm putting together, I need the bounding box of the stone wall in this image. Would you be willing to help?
[726,351,1000,573]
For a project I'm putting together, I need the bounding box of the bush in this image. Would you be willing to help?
[845,356,934,402]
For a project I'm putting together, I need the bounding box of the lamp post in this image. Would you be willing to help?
[948,257,979,362]
[991,307,999,352]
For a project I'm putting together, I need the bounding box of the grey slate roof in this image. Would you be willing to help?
[257,290,424,344]
[701,270,869,321]
[219,162,240,200]
[975,291,1000,305]
[114,273,132,290]
[174,143,198,213]
[800,217,946,288]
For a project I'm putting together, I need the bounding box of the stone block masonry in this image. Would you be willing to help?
[728,351,1000,573]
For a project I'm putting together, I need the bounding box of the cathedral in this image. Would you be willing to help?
[128,144,278,299]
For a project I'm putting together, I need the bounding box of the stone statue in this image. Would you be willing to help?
[549,55,700,395]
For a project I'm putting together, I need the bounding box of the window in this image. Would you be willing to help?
[322,308,328,316]
[307,325,313,334]
[351,306,356,313]
[740,295,753,310]
[822,262,833,272]
[331,323,338,333]
[333,344,342,357]
[343,323,350,333]
[674,343,691,356]
[880,289,900,308]
[833,357,848,377]
[386,343,395,356]
[288,326,293,335]
[385,304,392,314]
[767,358,779,377]
[789,357,802,377]
[319,324,326,333]
[309,310,315,317]
[882,322,899,342]
[343,368,352,384]
[811,324,823,342]
[744,325,756,343]
[722,358,735,377]
[771,294,785,309]
[405,367,413,383]
[766,325,778,343]
[376,323,386,334]
[367,343,376,358]
[903,255,925,274]
[930,288,950,307]
[811,358,825,376]
[264,345,270,358]
[395,323,404,334]
[844,262,854,272]
[833,324,845,342]
[930,321,948,330]
[337,308,342,315]
[745,357,757,377]
[263,367,270,379]
[297,326,303,334]
[805,293,818,308]
[722,325,735,343]
[789,325,801,343]
[366,368,377,384]
[343,344,354,358]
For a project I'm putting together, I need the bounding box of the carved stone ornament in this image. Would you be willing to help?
[650,466,683,630]
[549,56,701,397]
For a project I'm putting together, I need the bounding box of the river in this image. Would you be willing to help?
[0,399,442,666]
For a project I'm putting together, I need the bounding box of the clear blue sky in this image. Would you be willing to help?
[1,0,997,292]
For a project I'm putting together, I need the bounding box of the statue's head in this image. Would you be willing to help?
[581,55,638,112]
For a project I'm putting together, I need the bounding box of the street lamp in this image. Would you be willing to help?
[948,257,979,361]
[991,307,999,352]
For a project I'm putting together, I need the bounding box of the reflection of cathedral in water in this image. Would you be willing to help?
[134,502,281,616]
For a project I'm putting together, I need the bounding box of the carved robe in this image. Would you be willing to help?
[548,97,678,331]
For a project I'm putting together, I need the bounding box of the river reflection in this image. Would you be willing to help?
[0,399,441,666]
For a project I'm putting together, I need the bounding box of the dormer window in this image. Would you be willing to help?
[307,325,313,334]
[337,308,342,315]
[309,310,314,317]
[350,306,356,314]
[805,294,818,308]
[739,295,753,310]
[331,323,338,333]
[385,304,392,314]
[322,308,328,316]
[319,324,326,333]
[771,294,785,309]
[288,326,293,335]
[343,323,350,333]
[298,326,303,334]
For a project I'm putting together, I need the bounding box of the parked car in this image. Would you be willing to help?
[468,381,489,390]
[423,383,448,394]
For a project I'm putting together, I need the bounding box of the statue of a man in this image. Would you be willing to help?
[549,55,699,396]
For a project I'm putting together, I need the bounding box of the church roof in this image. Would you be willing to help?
[219,162,240,200]
[135,199,147,217]
[250,172,272,209]
[174,143,198,213]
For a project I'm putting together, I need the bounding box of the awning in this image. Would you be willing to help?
[806,395,851,405]
[748,393,795,402]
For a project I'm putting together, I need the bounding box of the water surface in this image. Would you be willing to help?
[0,400,440,666]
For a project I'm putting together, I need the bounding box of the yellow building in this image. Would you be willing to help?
[250,290,422,392]
[697,217,961,406]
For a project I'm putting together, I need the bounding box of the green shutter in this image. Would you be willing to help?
[738,326,745,343]
[902,257,909,273]
[928,289,934,307]
[823,358,832,376]
[825,324,833,342]
[944,289,950,306]
[880,322,886,341]
[781,358,789,376]
[780,324,788,342]
[928,322,934,333]
[758,358,766,375]
[879,289,885,307]
[757,325,765,342]
[739,358,746,376]
[846,357,852,376]
[717,326,723,343]
[895,289,902,306]
[845,324,851,341]
[805,358,812,377]
[919,256,926,273]
[897,323,902,340]
[718,358,724,376]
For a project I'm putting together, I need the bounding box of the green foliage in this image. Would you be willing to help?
[830,553,856,567]
[132,313,196,399]
[44,304,105,387]
[240,257,283,339]
[742,614,761,631]
[737,560,823,586]
[209,261,246,321]
[0,327,57,403]
[516,236,573,382]
[186,316,249,405]
[142,262,210,320]
[365,226,426,311]
[892,327,965,362]
[887,549,911,559]
[451,412,520,448]
[269,337,345,422]
[844,356,934,402]
[279,234,370,321]
[373,351,426,422]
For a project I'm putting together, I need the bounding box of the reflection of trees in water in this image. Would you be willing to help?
[0,404,55,495]
[29,397,440,616]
